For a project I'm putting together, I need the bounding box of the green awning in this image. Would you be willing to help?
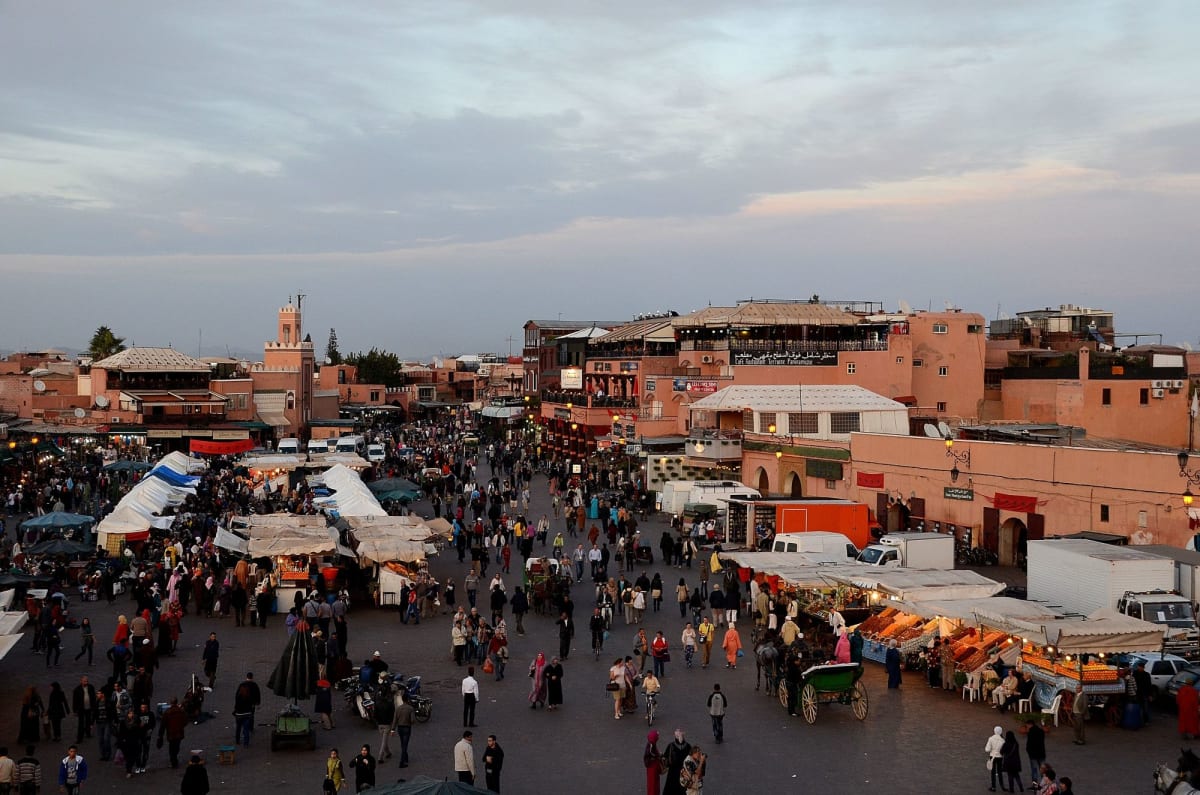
[234,421,272,430]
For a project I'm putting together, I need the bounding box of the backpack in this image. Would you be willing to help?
[374,692,395,725]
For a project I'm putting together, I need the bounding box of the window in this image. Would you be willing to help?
[830,412,861,434]
[1100,504,1110,522]
[369,391,380,401]
[337,369,346,385]
[938,366,948,377]
[788,412,818,434]
[825,478,837,489]
[984,371,1001,388]
[286,391,296,410]
[846,362,856,375]
[758,412,777,433]
[912,358,924,367]
[1140,388,1149,405]
[1101,388,1111,405]
[895,356,904,364]
[932,323,948,334]
[967,324,983,334]
[936,402,947,412]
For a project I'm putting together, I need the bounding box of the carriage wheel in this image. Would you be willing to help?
[801,683,818,724]
[777,681,789,710]
[851,681,869,720]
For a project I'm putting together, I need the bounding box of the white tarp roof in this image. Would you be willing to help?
[1006,608,1167,653]
[355,538,427,564]
[0,634,23,662]
[245,525,353,558]
[213,527,248,555]
[241,454,307,471]
[0,612,28,634]
[823,568,1006,601]
[344,516,433,564]
[481,406,525,419]
[887,596,1060,624]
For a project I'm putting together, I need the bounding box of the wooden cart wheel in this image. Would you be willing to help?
[851,681,869,720]
[777,680,789,710]
[801,683,818,724]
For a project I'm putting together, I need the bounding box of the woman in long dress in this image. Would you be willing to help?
[885,639,903,689]
[643,729,663,795]
[528,651,548,709]
[622,656,640,713]
[721,625,742,669]
[545,656,564,710]
[1178,681,1200,739]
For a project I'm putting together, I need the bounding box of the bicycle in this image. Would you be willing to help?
[592,632,605,661]
[644,691,658,726]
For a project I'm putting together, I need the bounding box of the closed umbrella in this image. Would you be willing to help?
[268,629,317,701]
[23,538,94,557]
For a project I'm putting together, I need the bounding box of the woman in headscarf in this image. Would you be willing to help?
[545,655,564,711]
[885,639,902,689]
[662,729,691,795]
[643,729,664,795]
[849,628,864,664]
[834,627,851,664]
[721,624,742,670]
[1000,729,1024,792]
[1178,680,1200,740]
[528,651,548,709]
[622,656,640,714]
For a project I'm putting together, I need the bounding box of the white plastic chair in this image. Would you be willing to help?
[1017,696,1033,714]
[962,671,981,702]
[1042,693,1063,726]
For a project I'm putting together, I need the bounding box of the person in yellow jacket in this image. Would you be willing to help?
[697,616,716,668]
[324,748,345,792]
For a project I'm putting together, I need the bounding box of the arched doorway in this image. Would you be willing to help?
[754,467,770,494]
[999,517,1027,567]
[786,472,803,497]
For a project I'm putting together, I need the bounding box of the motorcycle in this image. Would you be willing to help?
[339,670,433,723]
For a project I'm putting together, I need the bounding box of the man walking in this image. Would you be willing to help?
[201,633,219,689]
[453,731,475,785]
[373,685,398,763]
[462,667,479,727]
[232,673,261,748]
[483,734,504,793]
[157,698,188,769]
[71,677,97,744]
[706,683,727,744]
[394,693,415,768]
[13,746,40,794]
[57,746,87,795]
[1133,661,1153,725]
[0,747,13,795]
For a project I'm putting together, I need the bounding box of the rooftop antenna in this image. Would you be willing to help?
[296,291,305,313]
[198,328,202,358]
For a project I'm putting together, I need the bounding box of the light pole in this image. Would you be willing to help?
[1179,450,1200,507]
[945,437,971,483]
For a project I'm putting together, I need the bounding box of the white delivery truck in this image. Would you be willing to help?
[307,438,330,456]
[366,443,386,464]
[856,532,955,568]
[772,530,860,559]
[660,480,740,514]
[276,438,301,455]
[1027,539,1199,658]
[334,435,366,455]
[1137,545,1200,606]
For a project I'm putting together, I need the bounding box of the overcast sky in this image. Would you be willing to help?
[1,1,1197,359]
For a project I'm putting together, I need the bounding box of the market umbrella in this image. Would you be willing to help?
[375,489,421,503]
[19,512,95,531]
[367,478,421,496]
[103,460,152,472]
[360,776,493,794]
[23,538,94,557]
[267,628,318,701]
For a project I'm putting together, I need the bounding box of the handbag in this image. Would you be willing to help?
[606,681,621,692]
[737,648,745,658]
[661,651,671,662]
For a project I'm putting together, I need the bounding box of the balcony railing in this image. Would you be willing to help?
[729,339,889,354]
[685,435,742,461]
[541,390,638,409]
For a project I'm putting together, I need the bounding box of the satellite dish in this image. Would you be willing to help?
[937,421,952,438]
[898,300,912,315]
[32,380,46,393]
[923,423,942,439]
[95,395,110,409]
[74,407,86,419]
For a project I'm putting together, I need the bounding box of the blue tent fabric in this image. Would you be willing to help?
[147,466,200,488]
[20,512,95,530]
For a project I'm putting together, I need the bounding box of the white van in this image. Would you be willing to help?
[335,435,366,455]
[307,439,330,456]
[366,444,386,464]
[772,531,860,559]
[277,438,301,455]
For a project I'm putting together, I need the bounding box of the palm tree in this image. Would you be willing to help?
[87,326,126,360]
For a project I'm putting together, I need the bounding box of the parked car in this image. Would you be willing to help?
[1119,652,1190,698]
[366,444,386,464]
[1164,663,1200,702]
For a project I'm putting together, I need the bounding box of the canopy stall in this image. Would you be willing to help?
[97,452,202,549]
[823,568,1006,602]
[310,464,387,517]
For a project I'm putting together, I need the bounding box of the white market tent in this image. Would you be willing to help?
[311,465,387,517]
[97,453,202,546]
[0,633,23,662]
[992,608,1167,654]
[240,454,308,472]
[213,527,248,556]
[343,516,434,564]
[0,612,28,635]
[886,596,1060,625]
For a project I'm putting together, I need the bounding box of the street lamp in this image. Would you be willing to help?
[775,450,783,460]
[768,423,776,434]
[945,437,970,483]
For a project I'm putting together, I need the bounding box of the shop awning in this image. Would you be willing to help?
[214,527,249,555]
[885,596,1059,625]
[1003,608,1167,653]
[481,406,525,419]
[258,412,290,428]
[823,568,1006,601]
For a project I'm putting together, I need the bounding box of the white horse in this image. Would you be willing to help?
[1155,749,1200,795]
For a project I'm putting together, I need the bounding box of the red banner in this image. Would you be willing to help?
[190,438,256,456]
[856,472,885,489]
[992,492,1038,513]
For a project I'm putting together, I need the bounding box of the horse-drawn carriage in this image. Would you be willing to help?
[526,556,571,615]
[776,662,869,724]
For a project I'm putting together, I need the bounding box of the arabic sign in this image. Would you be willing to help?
[731,350,838,366]
[944,487,975,501]
[856,472,885,489]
